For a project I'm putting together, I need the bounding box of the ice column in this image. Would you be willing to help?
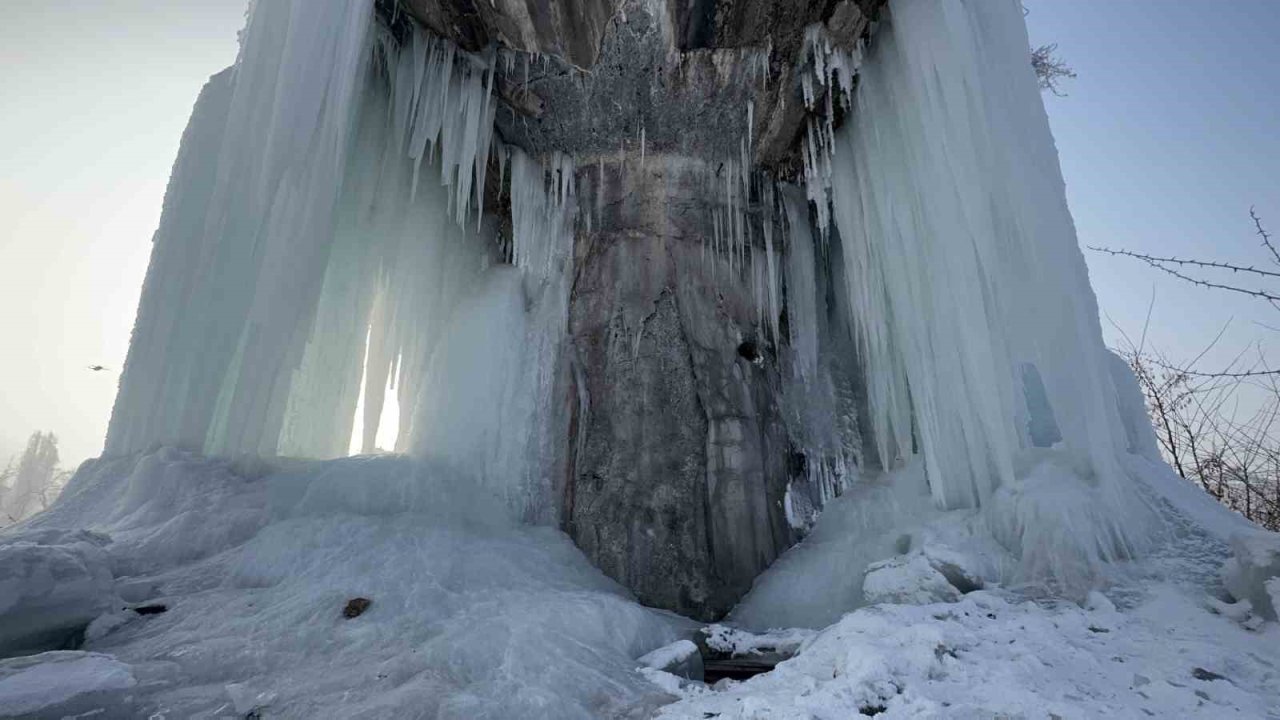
[826,0,1133,519]
[106,2,501,461]
[107,0,377,457]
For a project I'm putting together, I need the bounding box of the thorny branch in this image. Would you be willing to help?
[1097,210,1280,529]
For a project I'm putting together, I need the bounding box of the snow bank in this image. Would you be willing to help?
[658,586,1280,718]
[734,455,1129,629]
[0,651,136,717]
[639,640,700,671]
[1222,531,1280,620]
[0,533,115,654]
[1,450,690,718]
[819,0,1152,592]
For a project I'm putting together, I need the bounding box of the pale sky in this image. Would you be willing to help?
[1,1,1277,469]
[0,1,248,467]
[1024,1,1280,371]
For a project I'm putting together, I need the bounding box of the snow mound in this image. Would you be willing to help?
[733,454,1139,629]
[0,651,136,717]
[658,587,1280,718]
[0,531,116,654]
[1222,530,1280,620]
[862,553,961,606]
[0,450,691,718]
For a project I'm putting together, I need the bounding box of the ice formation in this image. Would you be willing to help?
[104,0,574,520]
[99,0,1158,589]
[8,0,1280,716]
[816,0,1150,582]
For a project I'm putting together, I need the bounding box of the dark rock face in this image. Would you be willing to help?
[402,0,884,174]
[566,157,794,620]
[389,0,884,619]
[403,0,618,68]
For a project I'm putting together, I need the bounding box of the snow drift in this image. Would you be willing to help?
[1,450,689,718]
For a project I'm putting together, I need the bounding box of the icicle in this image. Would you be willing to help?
[821,0,1145,585]
[760,182,781,345]
[107,2,507,460]
[782,188,818,384]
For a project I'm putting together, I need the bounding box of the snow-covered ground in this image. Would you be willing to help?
[1,448,1277,719]
[655,585,1279,719]
[0,450,690,718]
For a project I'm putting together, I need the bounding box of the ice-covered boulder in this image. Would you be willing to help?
[0,651,137,717]
[862,553,961,606]
[1222,531,1280,621]
[0,531,117,654]
[638,639,703,683]
[860,544,987,607]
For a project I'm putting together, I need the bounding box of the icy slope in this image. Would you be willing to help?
[656,586,1280,719]
[653,458,1280,719]
[0,450,689,718]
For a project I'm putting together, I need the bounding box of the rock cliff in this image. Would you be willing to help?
[390,0,884,618]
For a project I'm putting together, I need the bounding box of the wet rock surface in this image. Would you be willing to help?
[398,0,884,174]
[565,156,795,620]
[383,0,885,619]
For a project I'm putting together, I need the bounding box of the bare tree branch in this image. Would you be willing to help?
[1031,43,1077,97]
[1089,245,1280,280]
[1253,207,1279,268]
[1090,245,1280,302]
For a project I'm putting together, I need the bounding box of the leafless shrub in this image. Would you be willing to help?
[0,431,69,526]
[1096,211,1280,530]
[1031,43,1077,96]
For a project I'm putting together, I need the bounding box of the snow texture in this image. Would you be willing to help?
[0,530,116,654]
[1222,531,1280,620]
[1,450,690,718]
[657,587,1280,719]
[639,640,700,671]
[703,625,816,658]
[0,651,136,717]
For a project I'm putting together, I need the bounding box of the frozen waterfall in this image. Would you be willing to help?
[105,0,573,521]
[105,0,1152,583]
[816,0,1149,585]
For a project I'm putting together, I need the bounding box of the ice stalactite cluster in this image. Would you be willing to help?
[800,25,865,239]
[405,146,576,521]
[810,0,1148,581]
[778,186,864,531]
[106,0,378,460]
[106,0,573,519]
[104,0,1157,588]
